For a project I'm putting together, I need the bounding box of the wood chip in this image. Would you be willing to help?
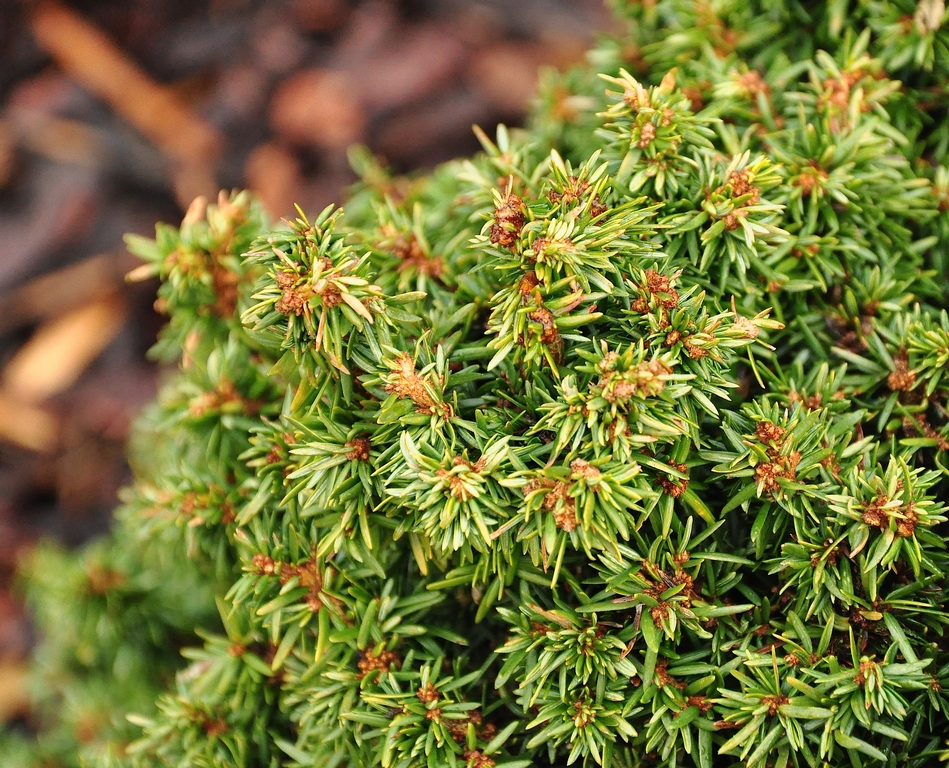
[0,254,129,332]
[0,119,13,188]
[270,69,366,150]
[251,24,309,75]
[290,0,352,32]
[3,297,127,405]
[470,36,589,114]
[0,393,58,453]
[329,0,399,67]
[469,42,546,114]
[9,111,104,168]
[352,24,468,114]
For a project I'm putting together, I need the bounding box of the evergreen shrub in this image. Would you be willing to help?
[11,1,949,766]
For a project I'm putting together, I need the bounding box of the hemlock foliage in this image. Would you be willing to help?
[8,1,949,766]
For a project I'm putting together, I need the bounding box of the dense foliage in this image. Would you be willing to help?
[7,0,949,766]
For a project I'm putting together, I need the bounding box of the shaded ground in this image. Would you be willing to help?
[0,0,608,727]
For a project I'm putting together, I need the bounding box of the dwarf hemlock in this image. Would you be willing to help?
[10,1,949,767]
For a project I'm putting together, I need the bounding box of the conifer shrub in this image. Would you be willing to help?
[9,1,949,766]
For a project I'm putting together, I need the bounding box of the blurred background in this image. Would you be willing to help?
[0,0,607,731]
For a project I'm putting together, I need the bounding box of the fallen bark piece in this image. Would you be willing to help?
[3,297,126,405]
[0,253,129,333]
[269,68,366,150]
[0,393,58,452]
